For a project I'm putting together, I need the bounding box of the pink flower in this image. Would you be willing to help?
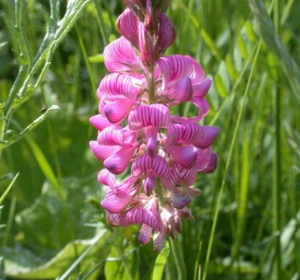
[90,0,218,251]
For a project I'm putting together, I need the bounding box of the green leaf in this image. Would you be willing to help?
[0,105,60,151]
[248,0,300,101]
[4,229,111,279]
[88,54,104,63]
[12,176,102,255]
[152,242,170,280]
[0,173,19,205]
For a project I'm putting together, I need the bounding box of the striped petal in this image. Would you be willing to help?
[104,37,142,73]
[128,104,171,130]
[144,126,158,157]
[117,8,139,47]
[89,114,113,131]
[194,148,212,171]
[138,224,153,245]
[171,192,192,209]
[132,154,170,180]
[97,126,124,146]
[193,126,219,149]
[200,152,217,173]
[98,73,142,100]
[144,173,156,196]
[167,145,198,169]
[104,145,136,174]
[104,99,136,123]
[138,22,154,68]
[97,169,116,187]
[101,190,132,213]
[89,141,120,161]
[193,78,212,98]
[154,13,176,55]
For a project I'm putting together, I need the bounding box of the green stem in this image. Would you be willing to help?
[272,85,282,280]
[170,237,187,280]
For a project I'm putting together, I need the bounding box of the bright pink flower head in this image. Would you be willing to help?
[90,0,218,252]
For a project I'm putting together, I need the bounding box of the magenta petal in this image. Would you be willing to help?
[128,104,150,130]
[104,37,142,73]
[99,73,141,100]
[149,104,171,128]
[155,13,176,54]
[117,9,139,47]
[104,146,136,174]
[138,22,154,67]
[144,173,156,196]
[89,114,112,131]
[171,192,192,209]
[97,126,124,146]
[193,78,212,98]
[194,126,219,149]
[97,169,116,187]
[132,154,170,180]
[201,152,217,173]
[144,126,158,157]
[101,191,132,213]
[153,228,167,252]
[104,99,136,123]
[194,148,212,171]
[138,224,153,245]
[120,206,162,230]
[151,155,170,180]
[89,141,120,161]
[167,145,198,169]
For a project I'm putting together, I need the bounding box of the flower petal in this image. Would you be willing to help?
[155,13,176,55]
[193,126,219,149]
[104,37,142,73]
[89,114,112,131]
[128,104,171,130]
[144,126,158,157]
[97,126,124,146]
[194,148,212,171]
[138,224,153,245]
[101,190,132,213]
[104,99,136,123]
[117,8,139,47]
[97,169,116,187]
[104,146,136,174]
[167,145,198,169]
[200,152,217,173]
[193,78,212,98]
[98,73,142,100]
[89,141,120,161]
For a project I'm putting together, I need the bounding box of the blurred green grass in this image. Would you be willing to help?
[0,0,299,279]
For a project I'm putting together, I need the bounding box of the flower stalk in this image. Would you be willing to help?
[90,0,219,251]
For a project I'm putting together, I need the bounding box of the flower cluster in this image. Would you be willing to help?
[90,0,219,251]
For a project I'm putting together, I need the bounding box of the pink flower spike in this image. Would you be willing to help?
[117,9,139,47]
[104,37,142,73]
[89,141,120,161]
[138,22,154,68]
[138,223,153,245]
[104,145,136,174]
[104,99,136,124]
